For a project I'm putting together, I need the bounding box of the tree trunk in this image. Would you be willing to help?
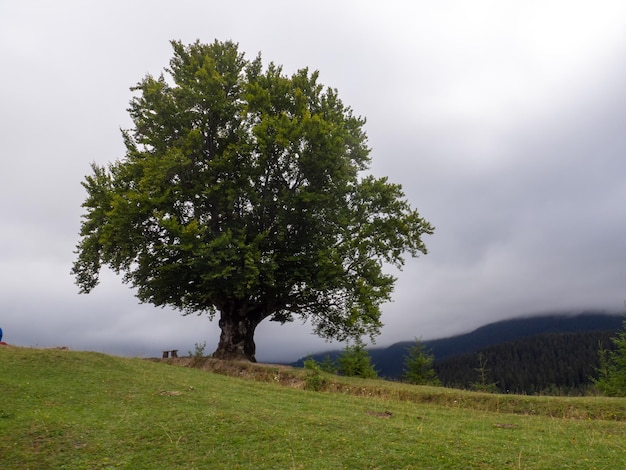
[213,310,261,362]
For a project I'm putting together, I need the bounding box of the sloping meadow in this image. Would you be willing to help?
[1,347,625,469]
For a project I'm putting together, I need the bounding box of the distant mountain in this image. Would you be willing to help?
[293,312,624,387]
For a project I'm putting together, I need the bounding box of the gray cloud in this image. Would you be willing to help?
[2,1,626,362]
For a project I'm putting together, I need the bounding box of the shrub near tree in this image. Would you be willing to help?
[71,40,433,362]
[402,338,440,385]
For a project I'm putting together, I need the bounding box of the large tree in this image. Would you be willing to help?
[72,40,433,362]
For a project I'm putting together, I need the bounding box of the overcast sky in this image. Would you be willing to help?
[2,1,626,362]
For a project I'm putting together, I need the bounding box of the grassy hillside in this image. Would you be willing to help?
[1,347,625,469]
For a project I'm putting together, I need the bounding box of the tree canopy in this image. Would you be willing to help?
[72,39,433,361]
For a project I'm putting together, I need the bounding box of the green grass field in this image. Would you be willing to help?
[1,347,625,469]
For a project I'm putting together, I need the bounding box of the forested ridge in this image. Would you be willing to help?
[295,313,624,395]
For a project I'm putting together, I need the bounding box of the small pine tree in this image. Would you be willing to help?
[402,338,440,385]
[319,355,338,374]
[593,318,626,396]
[471,352,499,393]
[337,338,378,379]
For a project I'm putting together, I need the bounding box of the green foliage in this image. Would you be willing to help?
[402,338,440,385]
[71,39,433,361]
[337,338,378,379]
[593,318,626,396]
[303,358,327,391]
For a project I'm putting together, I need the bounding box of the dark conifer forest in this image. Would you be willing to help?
[434,330,617,395]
